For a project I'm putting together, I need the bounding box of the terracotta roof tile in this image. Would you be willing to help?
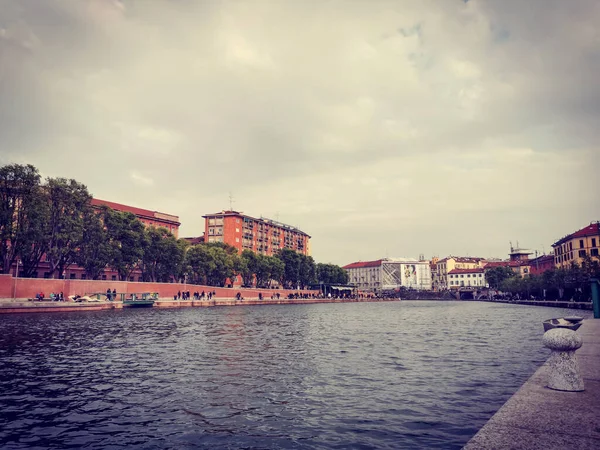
[553,222,600,247]
[91,198,180,224]
[448,268,485,274]
[343,260,383,269]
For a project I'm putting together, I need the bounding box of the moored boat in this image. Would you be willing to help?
[542,316,583,332]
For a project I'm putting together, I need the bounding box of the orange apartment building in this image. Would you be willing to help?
[552,221,600,269]
[202,210,311,256]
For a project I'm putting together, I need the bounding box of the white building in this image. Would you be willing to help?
[343,258,432,292]
[447,268,486,289]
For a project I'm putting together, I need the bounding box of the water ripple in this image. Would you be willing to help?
[0,301,589,449]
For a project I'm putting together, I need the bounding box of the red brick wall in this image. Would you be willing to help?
[0,275,14,298]
[1,275,318,300]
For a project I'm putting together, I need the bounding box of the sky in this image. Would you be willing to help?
[0,0,599,266]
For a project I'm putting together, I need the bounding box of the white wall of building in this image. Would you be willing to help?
[345,258,432,292]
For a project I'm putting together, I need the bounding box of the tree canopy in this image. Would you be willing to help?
[0,163,348,287]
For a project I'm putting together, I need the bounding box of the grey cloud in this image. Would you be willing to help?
[0,0,598,264]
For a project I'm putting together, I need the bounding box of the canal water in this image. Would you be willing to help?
[0,301,590,449]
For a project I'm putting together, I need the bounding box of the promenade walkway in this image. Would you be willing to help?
[464,319,600,449]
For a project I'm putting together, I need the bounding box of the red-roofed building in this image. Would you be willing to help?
[528,254,555,275]
[343,258,432,292]
[433,256,485,290]
[552,222,600,269]
[483,260,530,277]
[91,198,181,237]
[183,235,205,245]
[12,198,182,281]
[447,268,486,289]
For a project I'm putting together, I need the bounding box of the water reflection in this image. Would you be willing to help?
[0,301,590,449]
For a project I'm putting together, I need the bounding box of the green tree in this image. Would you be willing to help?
[45,178,91,278]
[298,255,317,288]
[76,209,112,280]
[141,227,185,282]
[104,208,146,281]
[184,244,212,285]
[317,263,349,284]
[268,257,285,288]
[239,250,255,287]
[485,266,515,289]
[17,184,51,278]
[0,164,43,274]
[205,244,236,286]
[253,254,274,288]
[276,248,301,288]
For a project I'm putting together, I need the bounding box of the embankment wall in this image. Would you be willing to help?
[0,275,318,300]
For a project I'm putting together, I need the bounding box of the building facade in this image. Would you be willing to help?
[343,258,432,292]
[483,260,530,278]
[13,198,180,281]
[202,210,311,256]
[433,256,485,290]
[528,254,555,276]
[447,268,486,289]
[91,199,181,237]
[552,222,600,269]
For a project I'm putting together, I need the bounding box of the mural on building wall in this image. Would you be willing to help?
[403,264,417,286]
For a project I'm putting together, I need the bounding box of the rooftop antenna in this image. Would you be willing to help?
[509,241,513,252]
[228,192,235,211]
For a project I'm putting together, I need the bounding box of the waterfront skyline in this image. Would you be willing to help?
[0,0,598,265]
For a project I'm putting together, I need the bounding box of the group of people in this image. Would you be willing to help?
[105,288,118,301]
[34,292,65,301]
[174,290,216,300]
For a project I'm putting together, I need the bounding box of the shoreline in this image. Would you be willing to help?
[0,296,400,314]
[473,298,592,310]
[463,319,600,449]
[0,297,592,314]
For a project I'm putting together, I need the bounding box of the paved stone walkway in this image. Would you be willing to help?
[464,319,600,449]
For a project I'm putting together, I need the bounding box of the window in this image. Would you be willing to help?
[460,274,464,278]
[591,249,599,256]
[236,228,240,233]
[81,274,86,280]
[235,237,240,243]
[467,274,471,277]
[593,238,597,248]
[478,274,482,277]
[129,276,134,282]
[580,239,584,248]
[112,275,117,281]
[102,275,107,280]
[70,273,76,279]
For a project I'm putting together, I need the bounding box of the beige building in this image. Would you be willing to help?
[433,256,485,290]
[552,222,600,269]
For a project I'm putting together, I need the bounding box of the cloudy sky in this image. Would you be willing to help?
[0,0,598,265]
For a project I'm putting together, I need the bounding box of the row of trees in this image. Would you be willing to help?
[486,257,600,301]
[0,164,349,288]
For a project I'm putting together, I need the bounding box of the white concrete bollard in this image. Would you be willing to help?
[542,328,584,392]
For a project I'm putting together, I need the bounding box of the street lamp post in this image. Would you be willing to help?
[13,260,20,299]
